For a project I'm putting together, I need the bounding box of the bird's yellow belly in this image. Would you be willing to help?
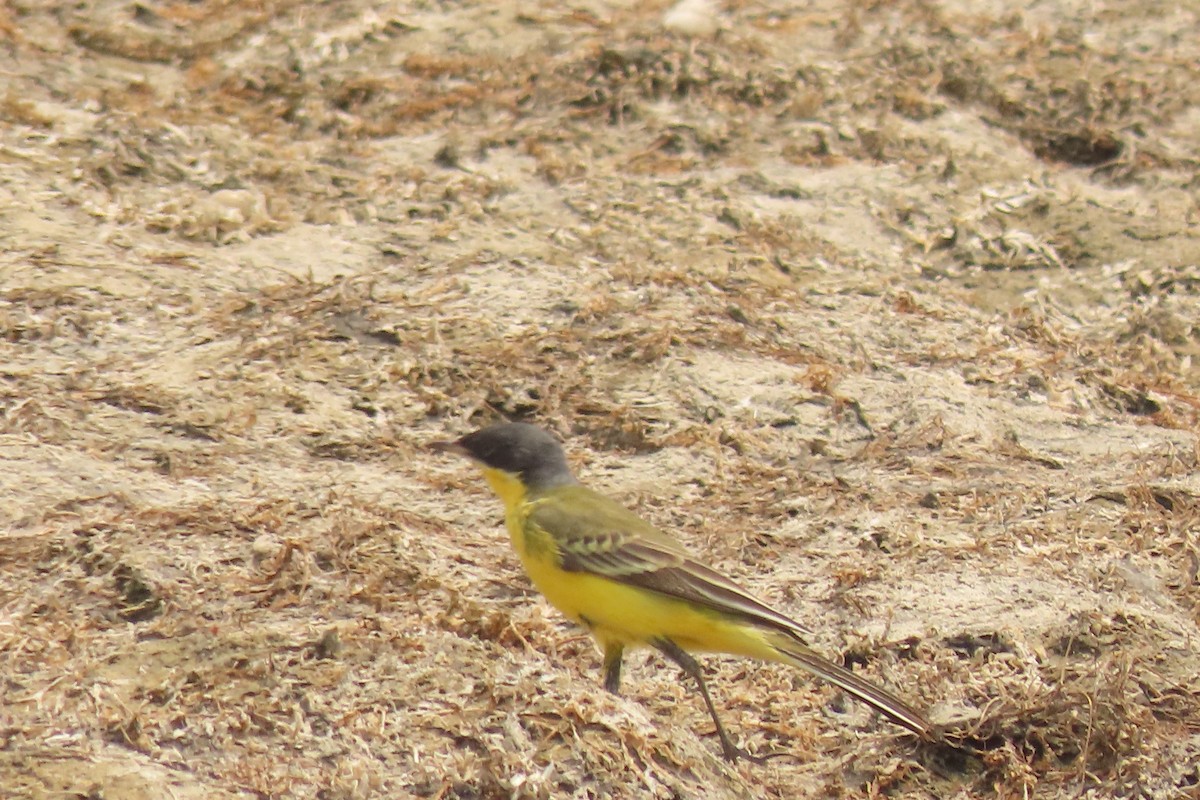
[518,545,767,657]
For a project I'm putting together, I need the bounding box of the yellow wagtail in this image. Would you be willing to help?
[431,422,933,761]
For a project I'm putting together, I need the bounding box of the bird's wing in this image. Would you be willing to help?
[526,488,815,640]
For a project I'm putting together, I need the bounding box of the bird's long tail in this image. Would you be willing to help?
[764,631,933,738]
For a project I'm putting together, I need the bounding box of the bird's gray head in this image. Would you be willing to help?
[433,423,577,489]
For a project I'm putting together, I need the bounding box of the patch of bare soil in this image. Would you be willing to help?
[2,1,1199,798]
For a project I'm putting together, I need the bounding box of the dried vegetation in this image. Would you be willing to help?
[2,0,1200,798]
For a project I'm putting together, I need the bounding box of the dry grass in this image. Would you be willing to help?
[3,0,1200,798]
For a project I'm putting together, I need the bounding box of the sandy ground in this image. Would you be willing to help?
[2,1,1200,797]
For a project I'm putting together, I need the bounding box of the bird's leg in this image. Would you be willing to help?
[602,641,624,694]
[653,638,784,764]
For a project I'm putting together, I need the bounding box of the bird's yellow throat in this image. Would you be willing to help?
[480,467,528,512]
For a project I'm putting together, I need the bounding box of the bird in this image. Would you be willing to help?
[430,422,933,762]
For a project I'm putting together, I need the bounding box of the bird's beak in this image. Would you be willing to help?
[428,439,468,457]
